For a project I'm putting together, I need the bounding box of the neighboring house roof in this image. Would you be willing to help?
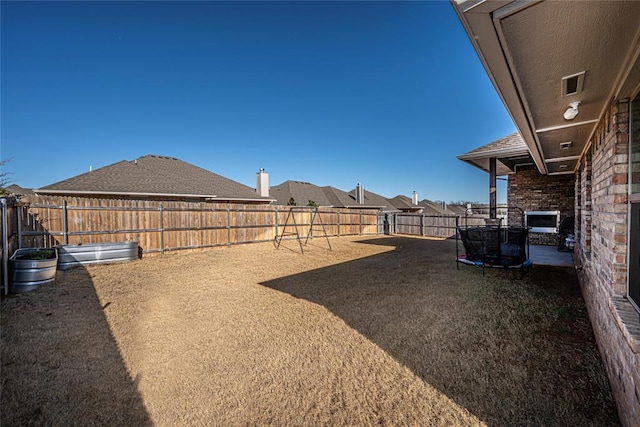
[4,184,34,196]
[418,199,451,215]
[37,155,273,202]
[445,204,469,215]
[270,181,395,211]
[270,181,335,207]
[457,132,533,175]
[345,187,397,212]
[388,195,422,213]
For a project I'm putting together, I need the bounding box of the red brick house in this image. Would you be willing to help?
[452,0,640,423]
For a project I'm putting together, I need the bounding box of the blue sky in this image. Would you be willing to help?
[1,0,515,203]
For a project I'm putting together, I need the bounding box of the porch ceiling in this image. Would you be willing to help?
[452,0,640,175]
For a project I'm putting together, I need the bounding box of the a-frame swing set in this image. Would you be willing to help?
[274,207,332,254]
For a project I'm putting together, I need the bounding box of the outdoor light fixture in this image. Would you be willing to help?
[563,102,580,120]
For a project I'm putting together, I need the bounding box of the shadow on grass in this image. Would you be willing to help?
[261,236,619,425]
[1,264,151,425]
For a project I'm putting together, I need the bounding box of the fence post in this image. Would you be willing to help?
[420,214,424,237]
[1,198,8,296]
[160,204,165,255]
[62,200,69,245]
[359,211,363,235]
[275,206,279,241]
[337,210,341,237]
[17,204,23,248]
[227,203,231,247]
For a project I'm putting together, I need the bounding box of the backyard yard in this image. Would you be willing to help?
[1,235,619,425]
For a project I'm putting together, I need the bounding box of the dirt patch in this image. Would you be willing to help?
[1,236,620,425]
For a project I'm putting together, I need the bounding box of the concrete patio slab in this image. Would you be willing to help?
[529,245,574,267]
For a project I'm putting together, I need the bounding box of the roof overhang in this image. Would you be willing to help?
[34,189,276,203]
[452,0,640,175]
[457,136,533,174]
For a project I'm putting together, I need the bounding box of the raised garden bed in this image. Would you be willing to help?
[55,242,139,270]
[9,248,58,293]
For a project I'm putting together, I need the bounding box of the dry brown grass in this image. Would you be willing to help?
[1,236,619,425]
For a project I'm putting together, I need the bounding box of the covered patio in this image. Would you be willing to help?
[458,132,575,246]
[452,0,640,423]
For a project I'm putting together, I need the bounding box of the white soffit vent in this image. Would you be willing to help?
[561,71,586,97]
[560,141,572,150]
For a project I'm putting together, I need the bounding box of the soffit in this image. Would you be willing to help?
[537,122,594,162]
[453,0,640,175]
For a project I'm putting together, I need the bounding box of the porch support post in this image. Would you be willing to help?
[489,157,497,219]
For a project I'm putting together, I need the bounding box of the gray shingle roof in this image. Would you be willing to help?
[388,195,422,212]
[37,155,272,202]
[345,187,397,211]
[269,181,334,207]
[270,181,395,210]
[446,204,470,215]
[458,132,526,158]
[418,199,451,215]
[5,184,34,196]
[457,132,533,174]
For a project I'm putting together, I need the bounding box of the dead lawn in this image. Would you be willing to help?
[1,235,619,425]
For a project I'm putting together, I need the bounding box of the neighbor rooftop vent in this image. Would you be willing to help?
[561,71,585,97]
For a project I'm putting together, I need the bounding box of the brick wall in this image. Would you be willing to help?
[505,98,640,423]
[577,149,593,258]
[578,268,640,425]
[576,97,640,425]
[586,99,629,295]
[507,167,575,245]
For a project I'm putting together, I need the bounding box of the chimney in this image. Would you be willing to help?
[256,168,269,197]
[411,191,418,205]
[356,183,365,204]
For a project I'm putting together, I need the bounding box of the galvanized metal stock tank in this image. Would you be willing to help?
[55,241,139,270]
[9,248,58,293]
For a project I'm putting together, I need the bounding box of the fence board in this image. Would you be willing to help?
[14,196,381,254]
[11,196,483,254]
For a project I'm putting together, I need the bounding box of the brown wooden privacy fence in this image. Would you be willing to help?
[1,197,20,293]
[14,196,379,254]
[1,198,19,257]
[391,213,490,238]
